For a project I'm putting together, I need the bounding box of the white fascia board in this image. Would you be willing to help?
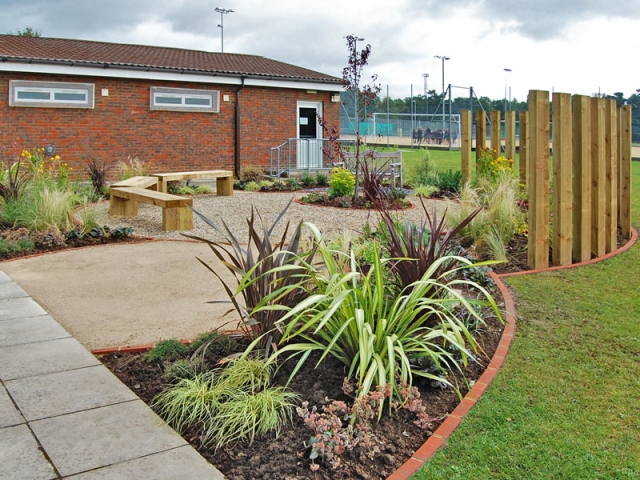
[0,62,342,92]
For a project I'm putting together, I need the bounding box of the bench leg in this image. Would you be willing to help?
[216,176,234,196]
[109,195,138,217]
[162,207,193,231]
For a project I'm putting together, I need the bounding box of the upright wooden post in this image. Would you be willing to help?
[475,110,486,162]
[527,90,550,270]
[461,110,472,184]
[490,110,501,154]
[590,97,606,257]
[604,99,618,253]
[572,95,592,263]
[519,111,528,186]
[505,110,516,162]
[552,93,573,266]
[619,105,632,239]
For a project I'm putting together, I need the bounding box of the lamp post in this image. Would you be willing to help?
[422,73,429,117]
[434,55,450,133]
[215,7,234,53]
[503,68,512,111]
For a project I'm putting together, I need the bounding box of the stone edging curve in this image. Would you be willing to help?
[387,225,638,480]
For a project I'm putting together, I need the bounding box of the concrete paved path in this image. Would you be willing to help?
[0,270,224,479]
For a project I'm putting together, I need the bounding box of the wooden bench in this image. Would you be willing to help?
[152,170,234,195]
[336,151,403,189]
[109,186,193,231]
[111,176,159,190]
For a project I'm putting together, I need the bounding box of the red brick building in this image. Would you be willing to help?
[0,35,342,178]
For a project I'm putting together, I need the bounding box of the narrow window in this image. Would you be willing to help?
[9,81,94,108]
[150,87,219,113]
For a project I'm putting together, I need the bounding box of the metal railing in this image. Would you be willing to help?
[269,138,356,178]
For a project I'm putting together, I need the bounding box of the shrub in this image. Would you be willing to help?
[300,172,317,187]
[0,236,35,256]
[476,147,514,182]
[409,152,439,188]
[414,185,439,198]
[144,339,188,363]
[315,172,329,186]
[285,178,302,191]
[239,165,264,183]
[328,167,355,199]
[243,181,261,192]
[436,169,462,193]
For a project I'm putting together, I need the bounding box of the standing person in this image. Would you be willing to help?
[417,127,423,146]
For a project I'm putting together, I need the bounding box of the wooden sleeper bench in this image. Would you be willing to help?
[152,170,234,195]
[109,186,193,231]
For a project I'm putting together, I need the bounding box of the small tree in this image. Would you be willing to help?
[342,35,380,200]
[12,27,41,37]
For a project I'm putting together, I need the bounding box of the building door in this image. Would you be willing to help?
[297,101,322,169]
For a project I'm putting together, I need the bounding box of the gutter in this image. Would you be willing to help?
[235,76,246,178]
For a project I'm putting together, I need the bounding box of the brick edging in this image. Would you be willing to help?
[387,225,638,479]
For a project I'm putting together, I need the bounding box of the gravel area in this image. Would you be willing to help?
[88,191,454,243]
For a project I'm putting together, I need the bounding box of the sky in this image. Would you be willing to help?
[2,0,640,103]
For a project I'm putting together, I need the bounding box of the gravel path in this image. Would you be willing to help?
[90,191,454,243]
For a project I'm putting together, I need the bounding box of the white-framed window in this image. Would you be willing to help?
[150,87,220,113]
[9,80,94,108]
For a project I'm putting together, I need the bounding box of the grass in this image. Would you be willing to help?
[415,161,640,478]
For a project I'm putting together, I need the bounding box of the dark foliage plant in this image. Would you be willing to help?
[373,195,482,299]
[185,198,316,354]
[85,156,111,197]
[0,155,30,202]
[436,169,463,193]
[360,151,392,203]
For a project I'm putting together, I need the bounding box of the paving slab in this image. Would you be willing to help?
[0,296,48,321]
[30,400,187,477]
[0,280,29,300]
[0,424,57,480]
[66,445,225,479]
[0,384,24,428]
[6,364,138,421]
[0,337,101,381]
[0,314,70,347]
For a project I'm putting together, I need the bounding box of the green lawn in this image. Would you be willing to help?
[411,160,640,478]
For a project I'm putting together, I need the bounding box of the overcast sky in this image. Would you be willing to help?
[2,0,640,102]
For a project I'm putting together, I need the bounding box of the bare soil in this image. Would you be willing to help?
[99,311,504,480]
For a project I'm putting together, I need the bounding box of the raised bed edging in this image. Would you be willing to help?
[89,226,639,480]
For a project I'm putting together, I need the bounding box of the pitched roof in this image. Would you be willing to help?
[0,35,342,85]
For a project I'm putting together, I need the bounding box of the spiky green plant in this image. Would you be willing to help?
[185,199,315,353]
[248,223,502,418]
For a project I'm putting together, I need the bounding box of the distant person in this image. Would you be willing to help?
[425,127,432,144]
[417,127,423,146]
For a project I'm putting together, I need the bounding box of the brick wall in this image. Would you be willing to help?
[0,72,339,180]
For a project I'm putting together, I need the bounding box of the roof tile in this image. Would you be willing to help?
[0,35,342,84]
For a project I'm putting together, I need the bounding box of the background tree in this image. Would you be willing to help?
[11,27,41,37]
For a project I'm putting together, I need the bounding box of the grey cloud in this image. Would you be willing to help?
[407,0,640,40]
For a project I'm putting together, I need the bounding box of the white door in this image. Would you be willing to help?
[297,101,323,169]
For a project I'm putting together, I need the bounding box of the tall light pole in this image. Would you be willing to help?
[422,73,429,117]
[503,68,512,111]
[215,7,234,53]
[434,55,450,132]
